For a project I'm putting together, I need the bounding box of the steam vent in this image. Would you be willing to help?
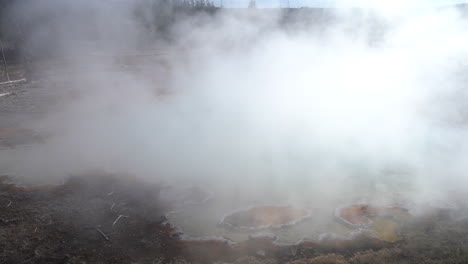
[219,205,311,231]
[335,204,411,242]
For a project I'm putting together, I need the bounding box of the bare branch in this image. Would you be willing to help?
[96,228,110,242]
[112,215,129,226]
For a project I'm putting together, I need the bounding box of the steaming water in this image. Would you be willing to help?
[165,172,419,244]
[166,193,352,244]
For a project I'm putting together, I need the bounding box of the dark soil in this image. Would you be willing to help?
[0,174,182,264]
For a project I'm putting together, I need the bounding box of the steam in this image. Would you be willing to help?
[3,1,468,209]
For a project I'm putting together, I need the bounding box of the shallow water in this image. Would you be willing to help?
[165,178,424,244]
[166,194,409,244]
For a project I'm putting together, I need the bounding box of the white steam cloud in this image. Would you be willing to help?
[3,1,468,209]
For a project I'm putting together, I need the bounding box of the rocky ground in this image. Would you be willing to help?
[0,174,179,263]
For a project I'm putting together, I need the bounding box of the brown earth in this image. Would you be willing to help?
[0,174,182,264]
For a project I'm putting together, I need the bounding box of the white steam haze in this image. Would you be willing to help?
[3,0,468,210]
[222,0,468,8]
